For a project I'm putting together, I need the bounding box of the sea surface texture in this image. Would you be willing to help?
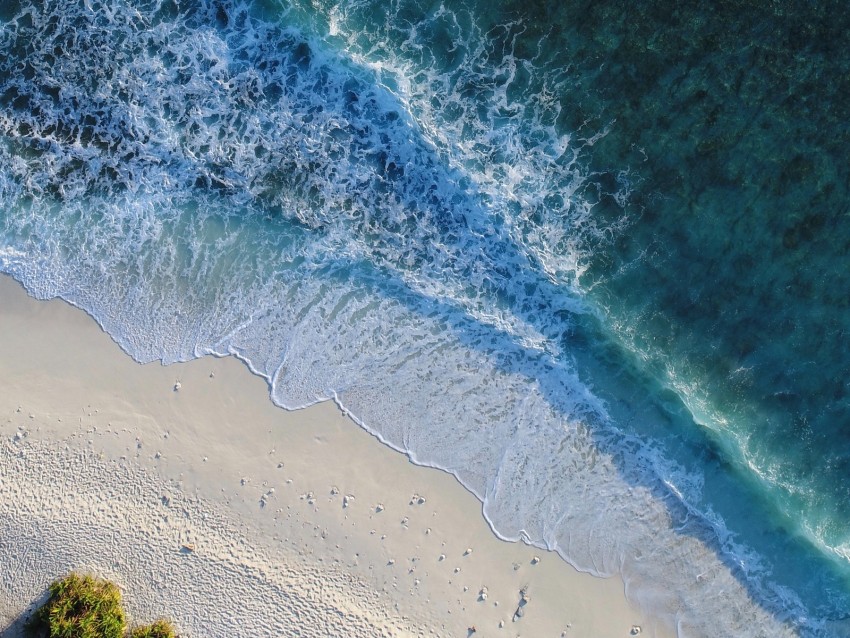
[2,1,849,635]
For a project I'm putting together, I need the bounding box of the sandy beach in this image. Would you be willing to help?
[0,273,672,637]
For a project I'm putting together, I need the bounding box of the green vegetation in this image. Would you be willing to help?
[129,620,177,638]
[27,573,176,638]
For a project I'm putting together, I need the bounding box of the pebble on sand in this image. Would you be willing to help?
[464,547,473,556]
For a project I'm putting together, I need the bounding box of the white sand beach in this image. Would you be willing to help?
[0,274,673,637]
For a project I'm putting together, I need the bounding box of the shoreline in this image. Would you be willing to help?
[0,273,672,637]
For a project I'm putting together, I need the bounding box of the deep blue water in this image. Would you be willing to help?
[2,1,850,635]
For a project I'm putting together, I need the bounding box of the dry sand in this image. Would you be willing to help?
[0,274,673,637]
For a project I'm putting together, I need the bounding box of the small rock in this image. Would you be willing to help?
[387,558,395,566]
[330,486,339,495]
[173,381,181,391]
[499,620,505,628]
[531,556,540,565]
[375,503,384,512]
[438,553,446,561]
[630,626,642,636]
[464,547,473,556]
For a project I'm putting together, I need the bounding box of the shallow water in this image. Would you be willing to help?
[2,1,850,635]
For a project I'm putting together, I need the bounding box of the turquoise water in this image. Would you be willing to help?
[2,0,850,634]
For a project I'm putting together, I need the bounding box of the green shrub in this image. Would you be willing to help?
[29,573,126,638]
[27,573,176,638]
[129,619,176,638]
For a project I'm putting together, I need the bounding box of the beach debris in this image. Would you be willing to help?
[277,462,284,468]
[202,456,208,462]
[414,578,420,586]
[478,586,488,601]
[241,477,249,486]
[519,584,530,603]
[630,626,642,636]
[375,503,384,512]
[401,516,409,526]
[173,381,181,391]
[180,543,195,552]
[439,553,446,561]
[209,372,215,378]
[531,556,540,565]
[330,486,339,495]
[343,494,353,508]
[454,567,461,573]
[425,527,431,535]
[467,627,477,635]
[512,606,524,622]
[464,547,473,556]
[463,586,469,592]
[499,620,505,628]
[410,493,427,505]
[387,558,395,566]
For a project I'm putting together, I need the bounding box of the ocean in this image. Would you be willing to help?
[1,0,849,634]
